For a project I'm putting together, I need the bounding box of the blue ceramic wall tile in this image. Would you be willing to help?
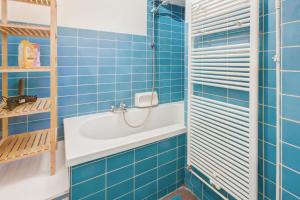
[177,145,186,158]
[135,181,157,200]
[107,165,134,187]
[264,161,276,182]
[158,149,177,166]
[282,143,300,172]
[282,190,299,200]
[282,119,300,147]
[177,157,185,169]
[158,172,177,191]
[263,69,276,88]
[135,168,157,189]
[282,47,300,70]
[135,143,157,162]
[264,124,276,145]
[99,31,116,40]
[282,167,300,197]
[282,95,300,122]
[81,191,105,200]
[263,32,276,51]
[264,88,276,107]
[264,179,276,200]
[283,21,300,46]
[282,0,300,23]
[78,103,97,116]
[135,156,157,175]
[178,134,186,147]
[263,50,276,69]
[57,27,77,37]
[264,0,275,14]
[78,29,97,38]
[158,160,177,177]
[58,36,77,47]
[99,39,116,49]
[107,179,134,200]
[264,13,276,32]
[71,175,105,200]
[107,150,134,172]
[119,192,134,200]
[158,137,177,153]
[264,142,276,164]
[263,105,276,126]
[282,72,300,96]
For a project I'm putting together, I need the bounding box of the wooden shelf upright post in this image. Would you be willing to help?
[50,0,58,175]
[2,0,8,141]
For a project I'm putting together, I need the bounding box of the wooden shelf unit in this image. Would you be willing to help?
[0,129,50,163]
[0,0,57,175]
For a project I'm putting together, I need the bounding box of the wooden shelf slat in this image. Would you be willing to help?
[0,129,50,163]
[0,66,51,72]
[0,23,50,37]
[10,0,51,6]
[0,97,51,118]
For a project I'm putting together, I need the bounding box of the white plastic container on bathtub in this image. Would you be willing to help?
[135,91,159,108]
[64,101,186,166]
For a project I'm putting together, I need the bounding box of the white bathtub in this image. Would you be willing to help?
[64,101,186,166]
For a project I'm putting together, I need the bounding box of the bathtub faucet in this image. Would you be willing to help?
[110,103,127,113]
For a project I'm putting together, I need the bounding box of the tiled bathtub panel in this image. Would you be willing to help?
[70,134,187,200]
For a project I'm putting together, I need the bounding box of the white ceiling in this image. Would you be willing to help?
[170,0,185,7]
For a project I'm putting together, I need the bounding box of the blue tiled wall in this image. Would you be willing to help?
[259,0,277,198]
[281,0,300,199]
[70,134,186,200]
[184,0,300,200]
[150,1,185,102]
[0,1,185,140]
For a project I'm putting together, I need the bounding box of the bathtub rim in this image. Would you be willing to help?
[64,102,186,167]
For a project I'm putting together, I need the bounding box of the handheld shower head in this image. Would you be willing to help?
[161,0,170,5]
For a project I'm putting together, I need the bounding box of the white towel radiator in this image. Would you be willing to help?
[187,0,259,199]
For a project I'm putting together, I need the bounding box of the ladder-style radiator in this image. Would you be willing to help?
[187,0,259,199]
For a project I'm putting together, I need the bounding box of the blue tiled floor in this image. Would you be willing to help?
[162,186,197,200]
[171,195,183,200]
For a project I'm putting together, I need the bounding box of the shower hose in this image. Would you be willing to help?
[122,0,158,128]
